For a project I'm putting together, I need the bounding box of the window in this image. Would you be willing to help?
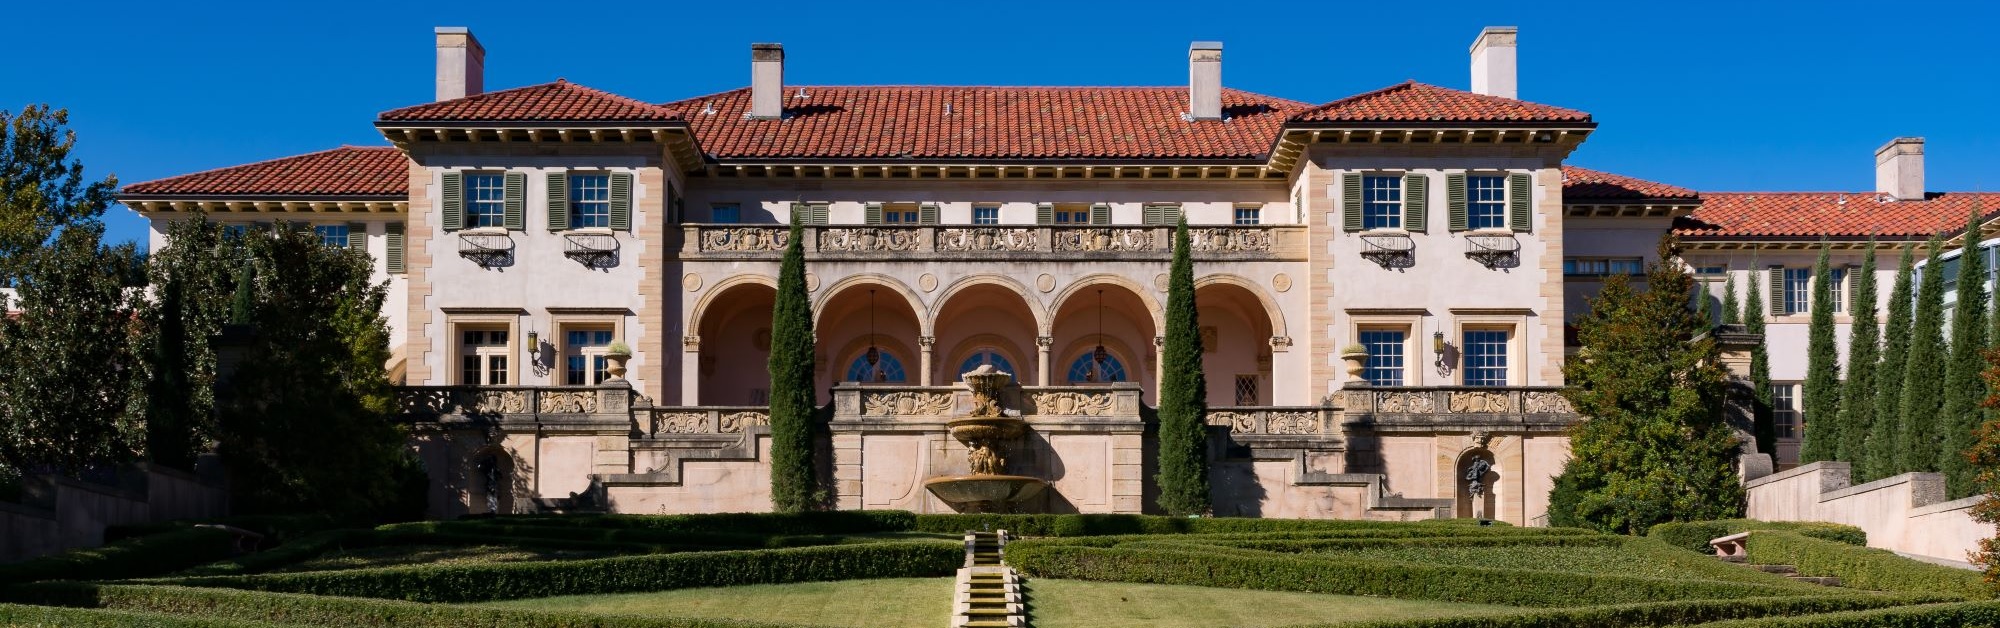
[1066,352,1126,384]
[1234,375,1260,405]
[711,204,741,224]
[1772,383,1799,438]
[882,206,919,224]
[1792,268,1824,313]
[465,173,507,228]
[1362,175,1402,230]
[314,225,350,248]
[221,224,249,241]
[973,206,1000,225]
[1696,266,1727,276]
[460,329,511,385]
[1233,206,1261,225]
[1054,207,1089,224]
[1462,330,1509,387]
[1563,257,1644,276]
[1359,329,1406,386]
[1467,175,1508,230]
[845,350,907,383]
[563,328,615,385]
[1828,268,1847,314]
[569,174,610,229]
[957,349,1016,378]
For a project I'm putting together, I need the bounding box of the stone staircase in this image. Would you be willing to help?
[1710,533,1842,587]
[952,530,1026,628]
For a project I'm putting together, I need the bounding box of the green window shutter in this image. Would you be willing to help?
[1163,204,1182,225]
[919,203,939,225]
[346,222,366,251]
[1768,266,1785,316]
[865,203,884,225]
[1446,173,1468,232]
[1846,264,1860,312]
[1143,205,1161,225]
[1090,203,1111,225]
[609,173,633,231]
[546,172,569,231]
[1341,173,1363,232]
[1508,172,1532,233]
[791,202,808,225]
[385,222,405,274]
[1036,203,1054,225]
[502,172,526,231]
[813,203,829,225]
[441,172,464,231]
[1403,174,1428,233]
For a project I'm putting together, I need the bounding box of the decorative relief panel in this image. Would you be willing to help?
[1189,228,1273,253]
[1265,411,1320,434]
[1032,391,1115,416]
[1207,411,1256,434]
[654,412,709,434]
[720,411,769,433]
[1376,391,1436,414]
[538,391,598,414]
[937,228,1038,252]
[819,228,922,252]
[1523,391,1574,414]
[862,391,956,416]
[1448,391,1516,414]
[1053,228,1156,252]
[699,227,788,252]
[466,390,528,414]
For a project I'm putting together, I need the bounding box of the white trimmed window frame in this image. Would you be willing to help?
[1347,310,1426,387]
[451,315,518,386]
[1451,311,1528,387]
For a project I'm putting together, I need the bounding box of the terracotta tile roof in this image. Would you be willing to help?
[121,146,408,198]
[660,86,1312,161]
[1562,166,1697,201]
[1677,192,2000,239]
[1288,81,1592,125]
[378,80,683,123]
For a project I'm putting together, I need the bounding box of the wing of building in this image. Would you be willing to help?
[121,27,1992,523]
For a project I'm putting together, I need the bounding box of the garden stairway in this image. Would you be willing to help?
[952,530,1025,628]
[1709,532,1843,587]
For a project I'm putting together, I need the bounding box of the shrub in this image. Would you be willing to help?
[0,526,241,585]
[161,540,960,603]
[1689,600,2000,627]
[0,602,285,627]
[1746,531,1988,600]
[1285,595,1948,628]
[914,513,1510,537]
[1649,520,1867,554]
[1208,534,1628,553]
[3,583,817,628]
[470,510,914,536]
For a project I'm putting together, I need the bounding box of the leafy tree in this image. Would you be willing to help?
[1945,208,1992,496]
[1800,246,1842,463]
[1961,347,2000,588]
[1838,243,1881,476]
[0,105,116,282]
[1745,264,1776,456]
[1899,236,1949,472]
[0,222,143,477]
[1722,274,1741,325]
[766,219,819,512]
[1156,218,1209,516]
[1547,235,1744,534]
[135,217,249,455]
[1869,247,1917,481]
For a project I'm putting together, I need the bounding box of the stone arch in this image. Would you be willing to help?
[828,334,921,384]
[1455,447,1499,520]
[939,332,1033,384]
[688,273,777,333]
[1196,273,1288,339]
[928,274,1048,336]
[1054,334,1148,385]
[466,445,519,516]
[692,276,779,406]
[814,273,930,336]
[1048,273,1164,336]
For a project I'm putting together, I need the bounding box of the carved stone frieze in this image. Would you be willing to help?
[1523,391,1574,414]
[654,412,708,434]
[1207,411,1257,433]
[700,227,787,252]
[1032,391,1115,416]
[818,227,921,252]
[1376,391,1436,414]
[1448,391,1516,413]
[538,390,598,414]
[720,411,769,433]
[1189,228,1273,253]
[862,391,956,416]
[1052,228,1156,252]
[1266,411,1320,434]
[465,389,528,414]
[937,228,1038,252]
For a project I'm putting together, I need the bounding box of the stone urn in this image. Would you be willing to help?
[605,341,632,380]
[1339,343,1369,383]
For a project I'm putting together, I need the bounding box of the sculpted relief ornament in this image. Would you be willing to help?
[1053,228,1155,252]
[1265,412,1320,434]
[1032,391,1115,416]
[720,411,768,433]
[1207,411,1257,434]
[1189,228,1273,253]
[937,228,1038,252]
[700,227,787,252]
[654,412,709,434]
[863,391,957,416]
[1448,391,1516,414]
[1522,391,1574,414]
[538,390,598,414]
[1376,391,1436,414]
[819,228,921,252]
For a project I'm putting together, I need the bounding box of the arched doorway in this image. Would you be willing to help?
[468,448,516,516]
[1456,448,1499,520]
[695,281,776,406]
[816,278,924,392]
[1195,279,1279,406]
[1050,278,1159,401]
[931,277,1041,386]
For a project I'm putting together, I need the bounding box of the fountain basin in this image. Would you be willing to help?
[924,474,1047,508]
[944,417,1028,444]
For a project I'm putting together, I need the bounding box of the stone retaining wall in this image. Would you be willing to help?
[1745,461,1987,564]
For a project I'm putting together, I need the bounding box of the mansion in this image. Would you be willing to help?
[119,27,1998,525]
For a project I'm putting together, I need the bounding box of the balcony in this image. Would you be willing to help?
[1338,385,1581,431]
[682,224,1306,262]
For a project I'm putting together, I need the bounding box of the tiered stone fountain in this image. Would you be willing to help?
[923,365,1047,512]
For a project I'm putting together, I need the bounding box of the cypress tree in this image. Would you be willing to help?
[1899,236,1949,472]
[767,219,819,512]
[1157,218,1209,516]
[1800,245,1842,463]
[229,259,256,325]
[1745,264,1776,456]
[1943,208,1991,496]
[1723,274,1741,325]
[1838,243,1880,475]
[1695,280,1714,327]
[145,278,200,471]
[1869,247,1917,481]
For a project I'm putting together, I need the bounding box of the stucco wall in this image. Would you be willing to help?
[0,464,228,562]
[1745,461,1987,563]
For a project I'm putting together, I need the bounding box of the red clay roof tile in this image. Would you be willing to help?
[378,80,683,123]
[1678,192,2000,239]
[121,146,407,197]
[1562,166,1698,201]
[1289,81,1591,125]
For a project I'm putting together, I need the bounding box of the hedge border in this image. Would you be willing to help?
[1649,520,1868,554]
[0,526,242,585]
[0,601,289,627]
[1744,531,1989,600]
[1285,595,1947,628]
[1689,600,2000,627]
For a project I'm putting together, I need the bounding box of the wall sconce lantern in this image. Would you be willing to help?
[1431,331,1444,353]
[1433,331,1452,377]
[526,330,540,352]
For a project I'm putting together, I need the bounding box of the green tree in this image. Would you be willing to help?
[135,217,249,457]
[1962,347,2000,589]
[1722,274,1741,325]
[1156,218,1209,516]
[1944,208,1992,496]
[766,219,819,512]
[1869,247,1917,481]
[1800,246,1842,463]
[1899,236,1949,473]
[1547,235,1745,534]
[142,278,200,471]
[0,223,143,476]
[1745,264,1776,456]
[1838,243,1881,475]
[0,105,116,282]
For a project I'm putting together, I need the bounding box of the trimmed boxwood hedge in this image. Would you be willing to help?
[460,510,915,536]
[1282,595,1948,628]
[1208,534,1628,552]
[1005,543,1810,607]
[1744,531,1988,600]
[914,513,1509,537]
[1688,600,2000,627]
[3,583,820,628]
[0,602,290,627]
[0,526,242,585]
[1649,520,1868,554]
[160,540,960,603]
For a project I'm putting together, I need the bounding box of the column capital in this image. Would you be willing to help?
[681,335,701,350]
[918,335,936,348]
[1036,335,1054,348]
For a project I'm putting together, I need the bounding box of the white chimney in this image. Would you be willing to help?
[434,27,485,102]
[1189,41,1223,121]
[750,43,785,120]
[1469,26,1518,99]
[1875,138,1926,201]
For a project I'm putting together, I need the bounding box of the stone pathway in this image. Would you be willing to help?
[952,530,1026,628]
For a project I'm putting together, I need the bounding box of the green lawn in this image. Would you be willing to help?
[485,577,1519,628]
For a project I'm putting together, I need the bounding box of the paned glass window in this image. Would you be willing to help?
[957,349,1016,378]
[460,329,510,385]
[845,350,907,383]
[564,329,615,385]
[1234,375,1260,405]
[1462,330,1509,387]
[1773,383,1799,438]
[314,225,350,248]
[1467,175,1508,230]
[1233,206,1261,225]
[569,174,610,229]
[466,173,507,228]
[1054,209,1088,224]
[1359,330,1406,386]
[711,204,741,223]
[883,208,919,223]
[973,206,1000,225]
[1828,268,1847,314]
[1066,352,1126,384]
[1784,268,1813,315]
[1362,175,1402,230]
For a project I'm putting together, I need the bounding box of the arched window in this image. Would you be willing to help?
[845,350,907,383]
[957,348,1016,378]
[1065,351,1126,384]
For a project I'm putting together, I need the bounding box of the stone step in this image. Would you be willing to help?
[1750,564,1798,575]
[1788,575,1843,586]
[1716,555,1746,563]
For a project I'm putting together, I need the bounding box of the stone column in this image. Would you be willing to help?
[1153,336,1166,395]
[680,335,701,405]
[1036,336,1054,386]
[919,336,936,386]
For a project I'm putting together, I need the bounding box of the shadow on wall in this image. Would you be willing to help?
[1208,427,1271,517]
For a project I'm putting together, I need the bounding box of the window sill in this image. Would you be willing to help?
[459,226,511,236]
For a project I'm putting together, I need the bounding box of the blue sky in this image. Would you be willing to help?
[6,0,1996,249]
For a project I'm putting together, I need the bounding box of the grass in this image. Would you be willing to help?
[484,577,1519,628]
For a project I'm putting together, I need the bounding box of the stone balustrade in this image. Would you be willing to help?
[395,385,631,419]
[645,406,771,436]
[1205,406,1332,435]
[1339,386,1581,430]
[684,224,1305,261]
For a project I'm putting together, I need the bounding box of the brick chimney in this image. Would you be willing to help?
[434,27,485,102]
[1189,42,1223,121]
[1875,137,1925,201]
[750,43,785,120]
[1470,26,1518,99]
